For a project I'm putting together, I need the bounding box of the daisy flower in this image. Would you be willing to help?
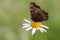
[22,19,49,35]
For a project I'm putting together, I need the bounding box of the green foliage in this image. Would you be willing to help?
[0,0,60,40]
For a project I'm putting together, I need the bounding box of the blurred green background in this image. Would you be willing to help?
[0,0,60,40]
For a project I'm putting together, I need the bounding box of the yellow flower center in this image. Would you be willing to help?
[31,21,40,28]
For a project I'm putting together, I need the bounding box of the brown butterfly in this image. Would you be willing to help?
[30,2,48,22]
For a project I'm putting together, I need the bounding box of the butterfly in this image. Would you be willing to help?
[30,2,48,22]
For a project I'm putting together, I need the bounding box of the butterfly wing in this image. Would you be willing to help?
[30,2,48,22]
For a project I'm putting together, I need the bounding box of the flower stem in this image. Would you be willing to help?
[32,32,37,40]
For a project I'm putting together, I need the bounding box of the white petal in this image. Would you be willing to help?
[40,25,49,29]
[32,28,36,35]
[24,19,31,23]
[22,26,30,28]
[37,27,40,30]
[42,29,47,32]
[39,28,44,33]
[26,27,32,31]
[40,28,47,32]
[22,23,29,26]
